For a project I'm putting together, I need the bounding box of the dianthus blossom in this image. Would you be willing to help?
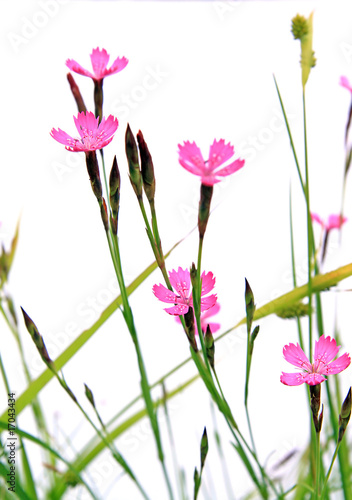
[66,47,128,82]
[153,267,217,316]
[50,111,118,152]
[280,335,350,386]
[311,212,347,231]
[178,139,244,186]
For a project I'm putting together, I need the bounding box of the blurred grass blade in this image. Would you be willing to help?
[231,442,262,493]
[0,421,98,500]
[0,461,32,500]
[2,238,182,419]
[20,439,38,499]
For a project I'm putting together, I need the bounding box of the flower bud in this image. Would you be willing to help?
[204,325,215,370]
[309,383,322,433]
[137,130,156,203]
[100,198,109,233]
[85,151,103,201]
[245,278,255,333]
[84,383,96,408]
[21,307,54,369]
[109,156,120,235]
[67,73,87,113]
[198,184,213,239]
[338,387,351,442]
[125,124,143,199]
[184,306,197,351]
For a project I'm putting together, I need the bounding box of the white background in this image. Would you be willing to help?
[2,1,352,498]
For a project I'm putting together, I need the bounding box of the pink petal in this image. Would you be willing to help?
[153,284,177,303]
[326,214,347,230]
[105,56,129,76]
[178,141,205,174]
[302,373,326,386]
[311,212,324,227]
[168,267,191,299]
[201,302,220,320]
[207,139,234,169]
[74,111,99,138]
[280,372,306,386]
[340,76,352,93]
[164,304,189,316]
[66,59,94,79]
[178,157,204,176]
[322,352,351,375]
[50,128,74,146]
[90,47,110,79]
[200,271,216,295]
[282,342,311,370]
[215,158,245,177]
[98,115,119,139]
[200,294,217,312]
[314,335,340,365]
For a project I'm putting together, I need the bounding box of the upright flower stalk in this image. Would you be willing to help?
[281,335,351,497]
[177,139,244,338]
[66,47,128,121]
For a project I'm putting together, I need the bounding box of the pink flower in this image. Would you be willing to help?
[311,213,347,231]
[280,335,350,386]
[178,139,245,186]
[153,267,217,316]
[51,111,118,152]
[340,76,352,93]
[66,48,128,82]
[176,302,221,334]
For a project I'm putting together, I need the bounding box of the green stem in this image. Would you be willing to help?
[315,431,320,500]
[302,88,314,362]
[273,75,305,191]
[321,442,340,500]
[109,229,174,500]
[139,197,172,288]
[289,184,305,350]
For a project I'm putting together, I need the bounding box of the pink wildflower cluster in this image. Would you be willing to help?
[281,335,350,386]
